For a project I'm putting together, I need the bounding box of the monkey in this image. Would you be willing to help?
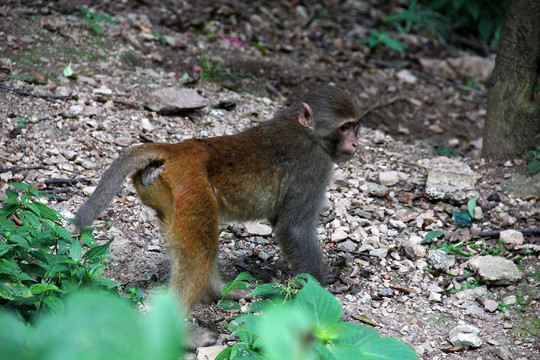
[75,85,361,313]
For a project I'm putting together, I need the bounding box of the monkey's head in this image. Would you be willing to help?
[296,86,362,162]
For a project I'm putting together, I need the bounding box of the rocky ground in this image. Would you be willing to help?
[1,1,539,359]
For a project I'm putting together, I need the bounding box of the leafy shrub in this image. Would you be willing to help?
[0,183,117,320]
[0,290,185,360]
[361,29,404,53]
[385,0,450,45]
[420,0,507,45]
[217,274,418,360]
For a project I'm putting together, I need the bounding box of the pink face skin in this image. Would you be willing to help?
[336,120,359,159]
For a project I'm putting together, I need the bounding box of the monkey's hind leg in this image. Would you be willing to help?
[167,179,220,310]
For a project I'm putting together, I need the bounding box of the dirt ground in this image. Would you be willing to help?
[1,1,539,359]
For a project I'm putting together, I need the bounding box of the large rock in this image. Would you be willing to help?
[425,157,478,203]
[468,255,523,285]
[146,87,208,114]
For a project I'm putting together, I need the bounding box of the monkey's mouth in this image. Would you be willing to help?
[335,152,355,162]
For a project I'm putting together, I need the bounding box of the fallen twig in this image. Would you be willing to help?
[471,227,540,239]
[0,165,45,173]
[44,178,91,187]
[0,84,77,100]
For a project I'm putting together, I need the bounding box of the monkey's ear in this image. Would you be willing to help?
[298,102,314,129]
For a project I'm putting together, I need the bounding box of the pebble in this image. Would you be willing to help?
[499,230,524,245]
[379,170,399,186]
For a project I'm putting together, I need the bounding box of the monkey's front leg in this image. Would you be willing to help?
[274,214,326,285]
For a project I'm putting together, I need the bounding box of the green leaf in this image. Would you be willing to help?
[0,274,33,300]
[295,280,342,329]
[91,23,104,34]
[83,240,112,260]
[249,283,282,298]
[63,63,77,79]
[467,197,477,219]
[71,240,83,262]
[29,282,59,295]
[53,226,73,242]
[424,230,444,241]
[80,230,97,247]
[218,299,241,310]
[0,259,35,282]
[11,183,30,191]
[528,160,540,175]
[32,202,61,221]
[19,210,42,229]
[0,216,16,231]
[452,210,472,227]
[383,37,404,52]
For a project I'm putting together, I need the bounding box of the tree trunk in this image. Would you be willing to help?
[482,0,540,159]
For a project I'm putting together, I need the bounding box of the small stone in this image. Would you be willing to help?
[337,239,357,252]
[251,236,269,245]
[502,295,516,305]
[115,137,132,147]
[396,69,417,84]
[483,299,499,312]
[62,149,78,161]
[379,171,399,186]
[196,345,227,360]
[403,241,426,260]
[493,347,512,360]
[448,324,482,348]
[331,228,349,242]
[468,255,523,285]
[369,248,388,258]
[473,206,483,220]
[503,322,512,329]
[366,181,389,197]
[68,104,84,116]
[148,244,160,252]
[146,87,208,114]
[258,250,271,261]
[429,291,442,302]
[82,186,96,196]
[427,249,447,272]
[244,221,272,236]
[378,288,394,297]
[499,230,524,245]
[140,117,154,132]
[93,85,113,95]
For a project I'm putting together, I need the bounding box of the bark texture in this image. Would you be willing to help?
[482,0,540,159]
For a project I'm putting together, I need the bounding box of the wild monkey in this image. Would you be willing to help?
[75,85,362,310]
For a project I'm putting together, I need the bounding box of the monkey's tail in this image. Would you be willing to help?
[74,145,168,230]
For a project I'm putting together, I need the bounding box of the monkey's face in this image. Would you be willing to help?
[332,119,359,161]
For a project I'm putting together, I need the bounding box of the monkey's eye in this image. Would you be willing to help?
[340,123,352,132]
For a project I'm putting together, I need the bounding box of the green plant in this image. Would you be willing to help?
[16,117,26,130]
[361,29,404,53]
[420,0,507,45]
[497,302,511,311]
[424,230,444,242]
[217,275,418,360]
[0,183,116,321]
[430,241,472,256]
[449,279,480,293]
[79,6,117,35]
[0,290,185,360]
[385,0,449,44]
[524,146,540,175]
